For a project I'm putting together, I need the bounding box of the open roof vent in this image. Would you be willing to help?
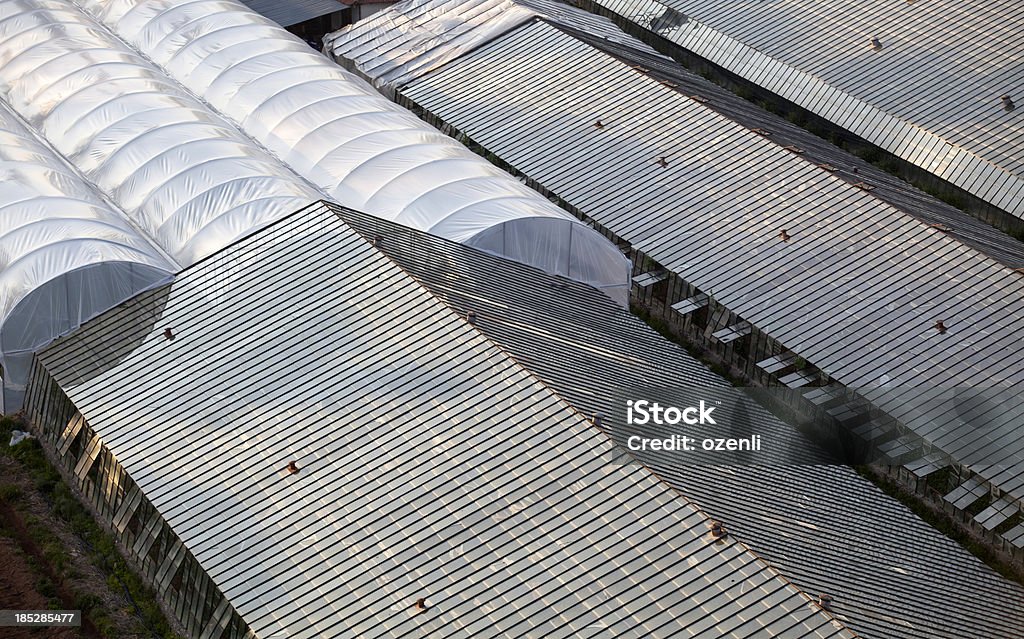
[1002,95,1015,111]
[709,521,727,539]
[818,594,833,611]
[657,156,669,168]
[593,119,604,129]
[934,320,948,334]
[414,598,428,613]
[286,461,300,475]
[778,229,791,243]
[870,37,883,50]
[163,327,175,341]
[466,310,478,324]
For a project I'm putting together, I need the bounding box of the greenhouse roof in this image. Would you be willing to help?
[328,6,1024,502]
[333,204,1024,639]
[37,202,853,639]
[594,0,1024,220]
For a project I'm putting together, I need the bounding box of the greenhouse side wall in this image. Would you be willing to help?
[23,360,252,639]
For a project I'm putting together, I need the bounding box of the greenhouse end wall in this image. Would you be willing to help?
[23,360,252,639]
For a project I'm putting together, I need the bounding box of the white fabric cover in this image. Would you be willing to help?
[79,0,631,303]
[0,0,322,267]
[0,101,174,408]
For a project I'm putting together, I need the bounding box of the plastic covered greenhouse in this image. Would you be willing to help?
[0,0,323,409]
[79,0,631,303]
[0,0,632,409]
[0,0,322,266]
[0,101,174,411]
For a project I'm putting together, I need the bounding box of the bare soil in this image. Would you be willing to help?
[0,456,150,638]
[0,533,79,638]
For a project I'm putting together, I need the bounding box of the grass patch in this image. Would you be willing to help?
[629,303,745,386]
[856,465,1024,585]
[0,416,181,638]
[0,483,22,502]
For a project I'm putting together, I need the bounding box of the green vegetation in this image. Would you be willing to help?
[0,415,181,638]
[856,465,1024,586]
[629,302,743,385]
[925,465,955,494]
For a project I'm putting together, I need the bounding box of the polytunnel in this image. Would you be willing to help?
[78,0,632,303]
[0,101,175,411]
[0,0,322,268]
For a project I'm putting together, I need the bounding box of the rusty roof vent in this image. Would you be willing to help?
[163,327,175,341]
[709,520,726,539]
[779,229,791,243]
[414,598,428,612]
[286,461,300,475]
[934,320,948,334]
[1002,95,1015,111]
[870,37,883,50]
[593,119,604,129]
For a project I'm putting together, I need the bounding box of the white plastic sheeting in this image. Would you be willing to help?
[79,0,631,303]
[0,0,322,267]
[0,101,174,409]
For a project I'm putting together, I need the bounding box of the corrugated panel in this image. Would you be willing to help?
[325,0,662,88]
[333,205,1024,639]
[328,0,1024,267]
[37,203,851,639]
[399,20,1024,502]
[593,0,1024,219]
[577,34,1024,269]
[237,0,345,26]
